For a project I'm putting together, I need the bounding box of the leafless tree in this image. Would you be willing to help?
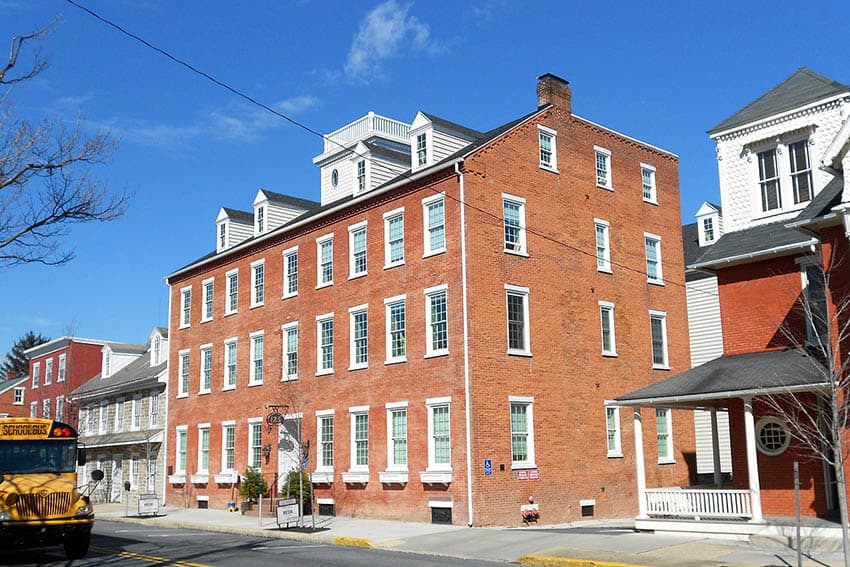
[0,23,128,268]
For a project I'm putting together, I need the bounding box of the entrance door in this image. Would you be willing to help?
[110,455,123,502]
[277,418,301,494]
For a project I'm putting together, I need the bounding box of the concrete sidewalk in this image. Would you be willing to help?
[95,503,847,566]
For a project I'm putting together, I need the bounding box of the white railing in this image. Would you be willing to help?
[323,112,410,152]
[645,488,752,519]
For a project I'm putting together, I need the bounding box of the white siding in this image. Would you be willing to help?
[370,157,406,188]
[321,156,355,205]
[228,221,252,247]
[686,276,724,367]
[694,410,732,474]
[267,203,309,231]
[432,130,471,163]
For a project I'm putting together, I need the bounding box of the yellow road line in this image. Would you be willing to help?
[91,545,212,567]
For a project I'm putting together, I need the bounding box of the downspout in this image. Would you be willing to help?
[162,282,172,506]
[456,162,474,527]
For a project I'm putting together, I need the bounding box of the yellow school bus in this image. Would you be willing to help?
[0,417,103,559]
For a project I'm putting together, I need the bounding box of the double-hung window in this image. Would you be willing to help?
[416,133,427,166]
[202,278,214,321]
[502,194,527,254]
[199,344,212,394]
[599,301,617,356]
[316,313,334,375]
[595,146,612,189]
[224,338,237,390]
[424,284,448,357]
[505,285,531,355]
[180,286,192,328]
[99,402,107,432]
[349,305,368,370]
[802,263,829,346]
[222,422,236,472]
[702,217,714,243]
[349,407,369,471]
[176,426,188,474]
[650,310,669,369]
[644,233,663,284]
[13,388,23,405]
[226,269,238,314]
[248,418,263,470]
[789,140,812,204]
[594,219,611,273]
[29,401,37,418]
[132,396,142,430]
[656,408,674,463]
[219,223,227,250]
[178,350,190,397]
[348,221,367,278]
[758,148,781,212]
[44,398,51,419]
[45,359,53,385]
[256,206,265,234]
[316,410,334,471]
[149,394,160,427]
[509,397,536,469]
[56,396,65,421]
[282,322,298,381]
[198,425,210,474]
[356,160,366,192]
[606,406,622,457]
[426,398,451,471]
[386,402,408,470]
[249,331,264,385]
[58,354,66,381]
[282,246,298,298]
[114,400,125,432]
[251,259,265,307]
[317,235,334,287]
[641,163,657,203]
[385,295,407,364]
[422,194,446,256]
[538,125,557,171]
[32,362,39,388]
[383,208,405,268]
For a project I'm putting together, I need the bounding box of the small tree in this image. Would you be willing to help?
[0,331,49,379]
[281,469,311,511]
[238,468,266,502]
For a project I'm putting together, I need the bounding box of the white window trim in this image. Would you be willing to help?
[424,284,449,358]
[348,406,370,473]
[750,137,814,221]
[58,354,66,382]
[316,409,335,473]
[504,284,532,356]
[175,425,188,474]
[250,258,266,308]
[598,300,617,357]
[426,397,452,472]
[641,163,658,204]
[282,245,299,299]
[594,218,612,273]
[281,321,299,381]
[383,207,406,269]
[221,421,237,473]
[594,146,613,190]
[180,285,192,329]
[384,294,407,365]
[130,396,142,431]
[649,309,670,370]
[199,343,213,394]
[201,277,215,322]
[656,408,675,464]
[45,358,53,385]
[225,268,239,316]
[422,193,447,257]
[248,417,263,471]
[223,337,238,391]
[502,193,528,256]
[348,304,369,371]
[509,395,536,470]
[644,232,664,285]
[385,401,409,472]
[13,387,24,405]
[249,330,265,386]
[177,349,190,398]
[197,424,211,474]
[605,404,623,458]
[316,312,335,376]
[348,220,368,280]
[538,124,559,172]
[316,234,334,289]
[31,362,39,389]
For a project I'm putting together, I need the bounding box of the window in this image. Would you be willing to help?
[195,425,210,473]
[641,164,657,203]
[58,354,66,382]
[45,359,53,385]
[386,403,408,470]
[349,305,368,370]
[251,259,265,307]
[282,246,298,298]
[415,133,428,166]
[54,396,64,421]
[427,398,451,470]
[702,217,714,243]
[130,457,139,490]
[789,140,812,204]
[256,206,265,233]
[650,310,669,369]
[644,233,663,284]
[510,397,535,468]
[317,313,334,375]
[13,388,23,405]
[178,350,190,397]
[802,263,829,346]
[423,194,446,256]
[505,285,531,355]
[383,208,405,268]
[104,350,112,378]
[656,408,674,463]
[349,407,369,471]
[599,301,617,356]
[249,419,263,470]
[331,168,339,187]
[180,286,192,328]
[224,338,237,389]
[538,125,557,171]
[153,335,162,365]
[202,278,214,321]
[595,146,612,189]
[317,411,334,470]
[176,427,188,474]
[758,148,781,212]
[149,394,160,427]
[348,222,367,278]
[199,344,212,393]
[249,331,264,385]
[29,401,37,418]
[317,235,334,287]
[594,219,611,273]
[222,422,236,471]
[606,406,622,457]
[43,398,51,419]
[115,399,124,431]
[756,416,791,456]
[282,323,298,381]
[357,160,366,191]
[147,458,157,491]
[503,194,527,254]
[219,223,227,250]
[32,362,40,388]
[226,269,238,314]
[99,402,107,433]
[425,284,448,357]
[132,396,142,430]
[385,295,407,363]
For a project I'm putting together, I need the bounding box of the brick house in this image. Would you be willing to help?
[0,375,27,416]
[164,73,692,526]
[618,67,850,538]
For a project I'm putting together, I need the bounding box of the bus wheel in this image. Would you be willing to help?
[64,533,91,560]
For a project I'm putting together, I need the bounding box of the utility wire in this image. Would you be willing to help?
[65,0,719,298]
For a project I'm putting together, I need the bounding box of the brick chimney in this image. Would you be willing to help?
[537,73,571,112]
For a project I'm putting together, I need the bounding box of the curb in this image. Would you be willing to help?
[517,555,649,567]
[333,536,374,548]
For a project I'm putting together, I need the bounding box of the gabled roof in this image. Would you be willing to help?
[0,376,27,394]
[616,348,828,405]
[218,208,253,225]
[152,326,168,338]
[72,350,166,400]
[709,68,850,136]
[689,220,817,269]
[420,112,483,140]
[695,202,722,217]
[24,337,112,359]
[105,342,148,355]
[255,190,320,210]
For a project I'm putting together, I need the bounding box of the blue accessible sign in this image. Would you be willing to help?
[484,458,493,476]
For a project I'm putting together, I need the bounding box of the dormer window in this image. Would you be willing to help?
[788,140,812,204]
[257,206,265,233]
[104,351,111,378]
[219,224,226,250]
[153,334,162,365]
[758,148,781,212]
[753,137,813,217]
[357,160,366,192]
[703,218,715,243]
[417,133,427,166]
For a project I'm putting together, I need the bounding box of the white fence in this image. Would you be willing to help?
[324,113,410,152]
[645,488,752,519]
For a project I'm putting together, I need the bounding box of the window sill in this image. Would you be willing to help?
[652,364,671,371]
[507,350,533,358]
[201,317,213,324]
[250,302,264,310]
[282,293,298,300]
[179,324,190,330]
[316,282,333,290]
[384,357,407,366]
[423,248,447,259]
[597,184,614,192]
[597,267,613,274]
[168,474,186,485]
[248,381,264,387]
[281,375,299,382]
[383,261,405,270]
[190,473,209,485]
[607,452,624,459]
[176,393,188,399]
[341,471,369,484]
[424,351,449,359]
[511,463,538,471]
[311,470,334,484]
[348,272,367,281]
[316,369,334,377]
[222,385,236,392]
[643,198,659,206]
[224,310,238,317]
[214,471,239,484]
[379,470,409,484]
[658,458,676,465]
[647,279,665,286]
[419,470,452,485]
[539,164,560,174]
[504,248,529,257]
[198,390,211,396]
[602,351,618,358]
[348,364,368,372]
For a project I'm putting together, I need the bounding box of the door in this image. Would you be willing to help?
[110,454,123,503]
[277,418,301,494]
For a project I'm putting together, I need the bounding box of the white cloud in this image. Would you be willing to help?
[344,0,444,82]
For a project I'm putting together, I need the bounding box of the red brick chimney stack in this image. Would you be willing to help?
[537,73,571,112]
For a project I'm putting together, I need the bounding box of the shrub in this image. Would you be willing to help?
[238,467,266,501]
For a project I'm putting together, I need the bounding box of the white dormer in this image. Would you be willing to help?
[101,343,145,378]
[253,189,318,235]
[149,327,169,367]
[409,111,479,173]
[102,346,113,378]
[695,202,724,247]
[215,208,253,253]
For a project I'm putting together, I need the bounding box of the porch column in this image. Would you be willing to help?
[710,408,722,487]
[633,408,648,518]
[743,398,764,522]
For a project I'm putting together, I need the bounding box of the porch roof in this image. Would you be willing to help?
[615,348,828,407]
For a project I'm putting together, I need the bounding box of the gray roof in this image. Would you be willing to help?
[72,350,166,400]
[221,208,253,225]
[107,342,148,355]
[153,326,168,338]
[689,220,816,269]
[363,140,410,163]
[616,348,828,404]
[682,223,713,282]
[0,376,27,394]
[791,176,844,226]
[80,429,163,448]
[421,112,483,140]
[259,190,320,211]
[709,68,850,135]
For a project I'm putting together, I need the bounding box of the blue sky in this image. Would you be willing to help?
[1,0,847,356]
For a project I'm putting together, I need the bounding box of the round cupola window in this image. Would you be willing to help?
[756,417,790,456]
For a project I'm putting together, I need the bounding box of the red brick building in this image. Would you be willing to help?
[165,74,691,525]
[0,376,27,416]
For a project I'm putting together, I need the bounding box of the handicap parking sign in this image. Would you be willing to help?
[484,458,493,476]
